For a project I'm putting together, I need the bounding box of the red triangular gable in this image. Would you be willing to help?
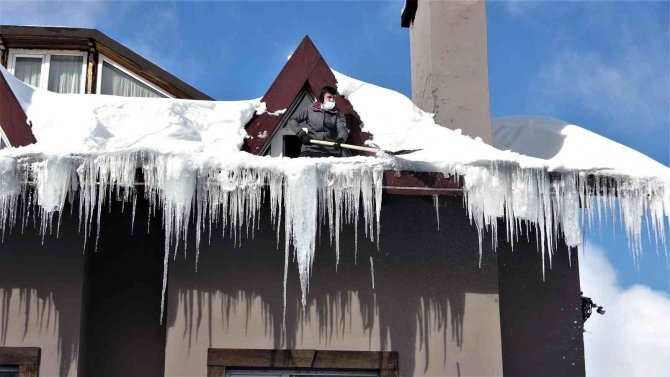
[244,36,370,154]
[0,71,36,147]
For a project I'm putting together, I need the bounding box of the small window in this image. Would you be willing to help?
[9,50,86,94]
[13,57,42,87]
[0,347,40,377]
[99,59,168,98]
[208,349,398,377]
[0,365,20,377]
[283,135,302,158]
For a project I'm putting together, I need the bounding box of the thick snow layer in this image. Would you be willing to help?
[334,71,544,169]
[492,115,669,178]
[1,65,259,155]
[1,65,669,324]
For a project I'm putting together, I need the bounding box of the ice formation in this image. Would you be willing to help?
[1,66,669,322]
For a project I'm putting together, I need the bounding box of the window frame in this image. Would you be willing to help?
[0,347,40,377]
[226,368,379,377]
[96,53,172,98]
[7,49,87,94]
[207,349,399,377]
[0,127,11,149]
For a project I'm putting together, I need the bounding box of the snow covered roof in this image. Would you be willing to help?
[492,115,669,178]
[1,41,668,322]
[1,38,665,181]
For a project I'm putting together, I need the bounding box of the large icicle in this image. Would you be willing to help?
[0,157,21,242]
[283,161,318,306]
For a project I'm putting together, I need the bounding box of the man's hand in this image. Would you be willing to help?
[297,131,312,145]
[332,137,347,149]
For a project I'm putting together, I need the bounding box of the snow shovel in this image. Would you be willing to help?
[309,139,421,156]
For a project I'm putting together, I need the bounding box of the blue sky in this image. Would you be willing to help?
[1,1,668,293]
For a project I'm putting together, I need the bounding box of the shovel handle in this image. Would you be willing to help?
[309,139,380,154]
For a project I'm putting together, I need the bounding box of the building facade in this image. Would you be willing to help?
[0,13,585,377]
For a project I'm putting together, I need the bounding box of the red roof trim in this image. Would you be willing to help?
[383,171,464,196]
[0,72,36,147]
[243,36,371,155]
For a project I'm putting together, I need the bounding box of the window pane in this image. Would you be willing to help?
[48,55,84,93]
[14,57,42,87]
[100,61,165,98]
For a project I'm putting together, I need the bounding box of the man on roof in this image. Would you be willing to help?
[288,85,350,157]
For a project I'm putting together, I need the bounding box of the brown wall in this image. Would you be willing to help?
[497,226,585,376]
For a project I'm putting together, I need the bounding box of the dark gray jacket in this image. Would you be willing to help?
[287,102,349,156]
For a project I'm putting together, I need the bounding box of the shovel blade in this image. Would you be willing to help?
[386,149,422,156]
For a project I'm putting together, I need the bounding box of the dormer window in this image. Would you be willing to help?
[8,50,86,94]
[97,55,170,98]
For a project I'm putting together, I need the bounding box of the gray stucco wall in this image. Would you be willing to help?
[0,203,85,377]
[409,0,493,144]
[0,191,168,377]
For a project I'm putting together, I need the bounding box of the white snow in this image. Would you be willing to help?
[1,65,259,156]
[492,115,669,178]
[1,65,669,322]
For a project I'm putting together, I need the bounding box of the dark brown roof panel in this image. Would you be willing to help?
[0,71,36,147]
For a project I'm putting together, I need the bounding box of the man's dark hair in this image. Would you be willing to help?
[319,85,338,102]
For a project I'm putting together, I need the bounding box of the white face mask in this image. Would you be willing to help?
[322,100,335,110]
